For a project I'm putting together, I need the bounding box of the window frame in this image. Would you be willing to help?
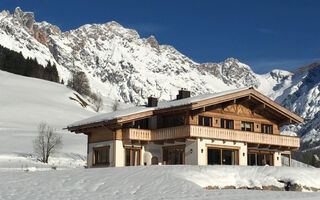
[261,124,273,134]
[124,146,142,166]
[163,145,186,165]
[198,115,213,127]
[93,146,110,166]
[221,118,234,129]
[241,121,254,132]
[206,145,239,165]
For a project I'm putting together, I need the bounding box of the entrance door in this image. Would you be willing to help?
[125,147,141,166]
[163,145,185,165]
[208,147,238,165]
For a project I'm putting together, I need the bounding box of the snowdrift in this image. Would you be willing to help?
[1,165,320,200]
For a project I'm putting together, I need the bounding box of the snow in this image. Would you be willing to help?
[0,70,129,167]
[69,87,250,127]
[0,165,320,200]
[68,106,154,128]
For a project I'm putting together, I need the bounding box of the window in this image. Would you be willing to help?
[163,145,185,165]
[125,146,141,166]
[207,147,238,165]
[261,124,273,134]
[247,150,274,166]
[93,146,110,166]
[241,122,253,131]
[248,153,256,166]
[133,119,148,129]
[221,119,234,129]
[198,116,212,127]
[163,115,185,128]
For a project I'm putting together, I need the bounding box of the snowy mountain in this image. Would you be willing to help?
[0,7,319,150]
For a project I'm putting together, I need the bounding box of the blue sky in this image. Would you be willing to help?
[1,0,320,73]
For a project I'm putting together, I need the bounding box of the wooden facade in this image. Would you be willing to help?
[68,88,303,167]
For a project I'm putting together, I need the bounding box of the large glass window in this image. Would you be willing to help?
[208,147,238,165]
[248,151,274,166]
[163,145,185,165]
[241,122,254,132]
[208,148,221,165]
[261,124,273,134]
[221,119,234,129]
[125,147,141,166]
[198,116,212,127]
[93,146,110,166]
[248,153,256,166]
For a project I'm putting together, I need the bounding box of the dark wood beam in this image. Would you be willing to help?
[190,107,205,116]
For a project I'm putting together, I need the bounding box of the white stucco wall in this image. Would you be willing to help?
[143,139,247,166]
[114,140,124,167]
[273,151,282,166]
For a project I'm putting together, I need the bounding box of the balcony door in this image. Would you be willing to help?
[207,146,239,165]
[125,146,141,166]
[163,145,185,165]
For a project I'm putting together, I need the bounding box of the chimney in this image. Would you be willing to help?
[176,88,191,100]
[147,96,158,107]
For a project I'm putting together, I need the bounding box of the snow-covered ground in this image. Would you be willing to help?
[1,165,320,200]
[0,70,130,168]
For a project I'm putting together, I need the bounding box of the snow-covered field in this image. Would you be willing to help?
[1,165,320,200]
[0,70,130,168]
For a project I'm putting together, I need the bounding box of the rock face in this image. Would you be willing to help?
[0,7,319,149]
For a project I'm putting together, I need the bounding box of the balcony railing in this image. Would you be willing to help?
[122,125,300,148]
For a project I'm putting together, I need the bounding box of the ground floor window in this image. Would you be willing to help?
[207,146,239,165]
[163,145,185,165]
[248,150,274,166]
[93,146,110,166]
[125,146,141,166]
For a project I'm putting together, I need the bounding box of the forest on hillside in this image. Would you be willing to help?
[0,45,60,83]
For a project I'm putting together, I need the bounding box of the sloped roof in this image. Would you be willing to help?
[67,87,303,130]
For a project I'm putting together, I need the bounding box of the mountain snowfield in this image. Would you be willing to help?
[0,7,319,150]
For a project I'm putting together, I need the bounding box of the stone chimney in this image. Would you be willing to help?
[176,88,191,100]
[147,96,158,107]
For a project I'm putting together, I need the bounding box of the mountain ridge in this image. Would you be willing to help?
[0,7,319,150]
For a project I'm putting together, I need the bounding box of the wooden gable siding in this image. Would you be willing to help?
[188,102,280,135]
[88,127,115,143]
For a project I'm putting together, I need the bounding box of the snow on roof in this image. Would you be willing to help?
[68,106,155,128]
[156,87,250,109]
[68,87,250,128]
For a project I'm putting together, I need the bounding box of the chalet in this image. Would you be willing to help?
[67,87,303,167]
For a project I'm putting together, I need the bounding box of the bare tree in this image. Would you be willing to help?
[91,93,103,112]
[112,99,120,111]
[33,122,62,163]
[67,71,91,96]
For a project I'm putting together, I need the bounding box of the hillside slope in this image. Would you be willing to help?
[0,70,127,167]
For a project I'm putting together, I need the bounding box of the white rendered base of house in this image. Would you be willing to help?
[87,138,282,167]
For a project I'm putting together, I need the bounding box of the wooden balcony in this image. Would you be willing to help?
[122,125,300,149]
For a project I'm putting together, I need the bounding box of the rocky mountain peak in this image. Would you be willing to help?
[13,7,35,32]
[146,35,160,52]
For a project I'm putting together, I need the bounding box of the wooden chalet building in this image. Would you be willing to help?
[67,87,303,168]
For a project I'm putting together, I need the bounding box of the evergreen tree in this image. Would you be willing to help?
[0,45,60,83]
